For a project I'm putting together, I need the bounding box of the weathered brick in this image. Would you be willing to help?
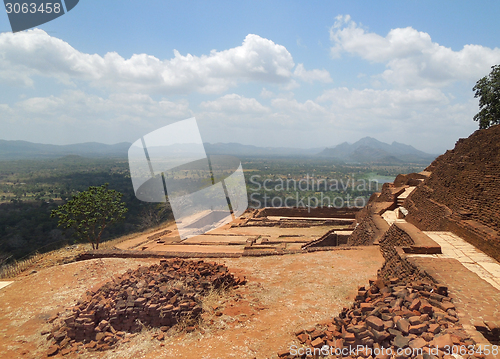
[311,337,324,348]
[366,316,385,331]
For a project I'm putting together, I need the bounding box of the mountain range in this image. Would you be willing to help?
[204,143,322,157]
[318,137,436,164]
[0,140,131,160]
[0,137,436,164]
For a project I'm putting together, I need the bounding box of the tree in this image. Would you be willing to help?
[50,183,127,250]
[139,202,171,230]
[473,64,500,129]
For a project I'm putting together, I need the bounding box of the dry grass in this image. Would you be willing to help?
[5,222,176,279]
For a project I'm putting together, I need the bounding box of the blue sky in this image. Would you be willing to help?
[1,0,500,153]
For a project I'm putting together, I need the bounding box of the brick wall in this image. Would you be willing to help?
[348,215,376,246]
[378,224,433,283]
[375,183,395,202]
[393,173,427,187]
[404,125,500,260]
[404,185,452,231]
[348,198,391,246]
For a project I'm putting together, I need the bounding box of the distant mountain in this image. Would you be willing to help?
[0,140,323,160]
[0,140,131,160]
[0,138,435,163]
[204,143,322,157]
[318,137,436,164]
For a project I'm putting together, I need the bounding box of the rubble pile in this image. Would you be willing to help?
[46,259,245,355]
[285,277,480,359]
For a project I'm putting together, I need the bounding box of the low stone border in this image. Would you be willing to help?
[75,246,360,262]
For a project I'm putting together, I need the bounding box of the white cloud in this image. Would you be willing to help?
[315,87,454,133]
[281,79,300,91]
[330,15,500,87]
[317,87,450,110]
[293,63,332,83]
[5,86,472,152]
[195,88,476,153]
[0,30,295,94]
[271,97,329,116]
[19,95,65,114]
[260,87,275,98]
[314,86,475,150]
[1,90,193,143]
[200,94,270,113]
[0,23,484,153]
[296,38,307,49]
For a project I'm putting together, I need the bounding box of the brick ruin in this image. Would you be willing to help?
[377,223,437,284]
[44,126,500,358]
[284,211,479,358]
[290,278,468,359]
[279,125,500,358]
[348,124,500,262]
[254,207,359,219]
[239,207,357,229]
[45,259,245,356]
[404,124,500,261]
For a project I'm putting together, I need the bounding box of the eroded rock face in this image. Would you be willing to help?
[287,277,477,359]
[47,259,245,355]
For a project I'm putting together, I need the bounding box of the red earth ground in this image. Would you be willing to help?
[0,247,383,359]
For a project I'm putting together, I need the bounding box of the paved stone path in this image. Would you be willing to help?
[381,209,406,225]
[424,231,500,290]
[0,281,13,290]
[397,186,416,203]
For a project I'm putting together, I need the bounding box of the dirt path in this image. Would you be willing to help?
[0,247,384,359]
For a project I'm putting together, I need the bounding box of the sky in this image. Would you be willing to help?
[1,0,500,154]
